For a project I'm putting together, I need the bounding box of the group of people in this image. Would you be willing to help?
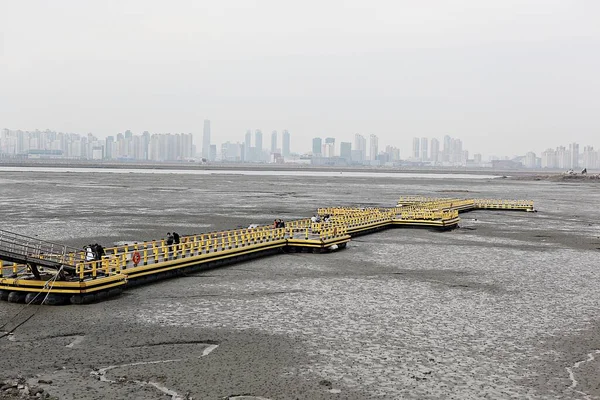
[310,214,331,223]
[273,219,286,228]
[84,243,105,262]
[84,232,184,264]
[166,232,181,246]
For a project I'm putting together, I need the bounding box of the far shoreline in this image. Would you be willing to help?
[1,159,595,179]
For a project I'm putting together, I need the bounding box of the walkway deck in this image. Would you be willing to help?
[0,196,535,305]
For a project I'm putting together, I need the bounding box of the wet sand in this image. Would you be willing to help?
[1,170,600,399]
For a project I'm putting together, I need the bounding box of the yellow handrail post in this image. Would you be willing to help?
[78,262,84,281]
[150,240,156,263]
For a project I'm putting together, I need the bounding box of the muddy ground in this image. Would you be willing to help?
[1,169,600,399]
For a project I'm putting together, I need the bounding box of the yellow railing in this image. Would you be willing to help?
[474,199,534,208]
[398,197,533,212]
[5,197,533,282]
[65,219,352,280]
[398,196,452,205]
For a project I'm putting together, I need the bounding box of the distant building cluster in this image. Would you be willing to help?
[0,128,194,161]
[410,135,473,166]
[308,134,474,167]
[310,134,400,166]
[198,119,294,163]
[216,129,291,163]
[490,143,599,170]
[0,122,294,164]
[535,144,599,169]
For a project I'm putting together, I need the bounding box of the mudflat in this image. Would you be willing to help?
[1,169,600,399]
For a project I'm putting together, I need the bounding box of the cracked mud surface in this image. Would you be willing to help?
[1,169,600,399]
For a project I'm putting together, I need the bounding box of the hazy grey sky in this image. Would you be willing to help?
[1,0,599,157]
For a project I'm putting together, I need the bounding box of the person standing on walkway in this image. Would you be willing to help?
[166,232,174,259]
[84,245,94,262]
[172,232,181,256]
[97,243,105,259]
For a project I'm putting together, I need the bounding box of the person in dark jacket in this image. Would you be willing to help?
[93,243,105,261]
[173,232,180,245]
[166,232,174,246]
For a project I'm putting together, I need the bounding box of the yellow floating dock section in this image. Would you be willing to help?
[0,196,535,305]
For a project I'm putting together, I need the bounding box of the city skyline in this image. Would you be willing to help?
[3,126,600,169]
[3,124,600,162]
[2,2,599,159]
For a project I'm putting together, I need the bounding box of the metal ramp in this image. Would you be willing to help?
[0,229,78,276]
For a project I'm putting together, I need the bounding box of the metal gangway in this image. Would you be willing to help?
[0,229,79,278]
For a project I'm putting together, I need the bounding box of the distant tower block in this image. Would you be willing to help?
[202,119,211,159]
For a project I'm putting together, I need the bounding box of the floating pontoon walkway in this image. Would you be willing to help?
[0,196,535,305]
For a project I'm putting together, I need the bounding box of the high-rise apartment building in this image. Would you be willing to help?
[244,130,252,161]
[430,138,440,163]
[202,120,211,159]
[324,137,335,157]
[569,143,579,169]
[412,137,420,160]
[451,138,463,163]
[541,149,556,168]
[142,131,150,160]
[255,130,263,152]
[323,142,335,158]
[583,146,598,169]
[282,130,290,157]
[312,138,322,156]
[270,130,278,153]
[443,135,452,162]
[524,152,537,168]
[354,134,366,162]
[420,137,428,161]
[369,135,378,161]
[105,136,114,159]
[340,142,352,161]
[556,146,570,169]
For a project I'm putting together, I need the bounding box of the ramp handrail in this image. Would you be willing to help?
[0,229,79,267]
